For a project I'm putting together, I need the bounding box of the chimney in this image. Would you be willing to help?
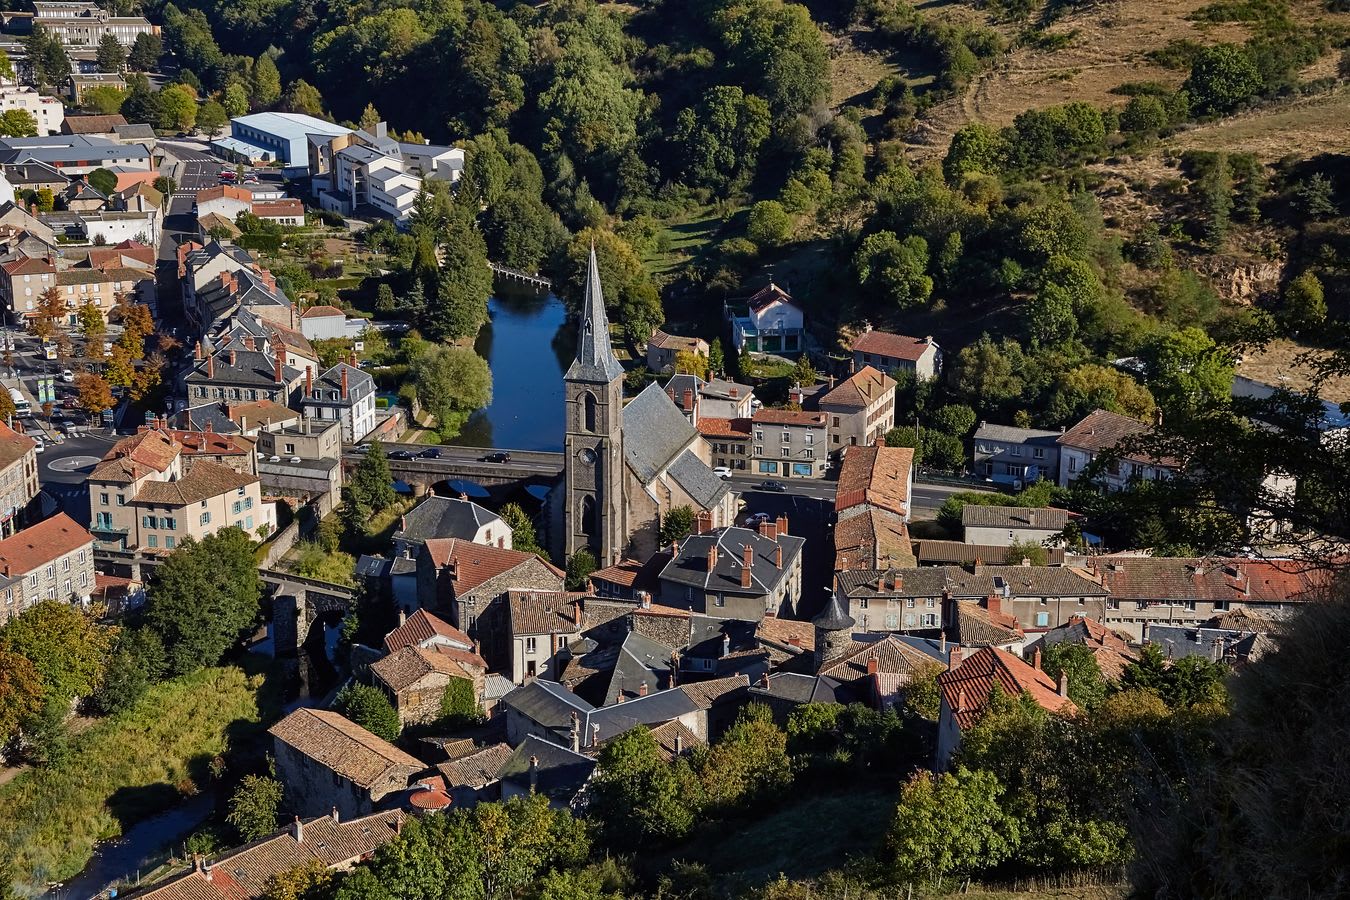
[293,816,303,843]
[572,600,582,627]
[729,387,737,398]
[243,335,255,351]
[228,348,237,367]
[985,594,1001,618]
[195,340,203,360]
[638,681,648,697]
[671,539,679,557]
[528,756,539,793]
[1154,408,1164,427]
[706,544,718,572]
[758,519,776,540]
[1057,672,1070,698]
[741,543,753,589]
[398,608,406,626]
[674,733,684,754]
[1031,646,1041,670]
[721,632,730,658]
[570,711,580,753]
[774,544,782,568]
[591,722,600,747]
[1021,557,1031,568]
[776,515,788,535]
[207,352,215,378]
[331,807,339,823]
[955,687,966,712]
[948,646,963,670]
[867,657,878,676]
[306,365,313,397]
[876,433,886,447]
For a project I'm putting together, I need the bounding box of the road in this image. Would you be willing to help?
[345,443,565,476]
[38,431,120,524]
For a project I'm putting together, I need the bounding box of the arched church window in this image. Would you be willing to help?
[580,495,597,540]
[583,392,598,433]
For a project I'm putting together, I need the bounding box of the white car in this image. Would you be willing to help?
[713,466,732,480]
[32,437,44,453]
[60,369,74,383]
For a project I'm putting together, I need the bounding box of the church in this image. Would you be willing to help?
[547,248,738,566]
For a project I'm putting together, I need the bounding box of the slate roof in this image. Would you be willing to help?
[623,382,698,483]
[383,608,473,653]
[605,631,677,703]
[659,526,805,597]
[393,495,504,547]
[938,646,1076,730]
[269,709,422,788]
[974,422,1062,445]
[0,514,91,580]
[852,330,937,361]
[835,442,913,517]
[499,734,595,801]
[501,679,594,734]
[587,686,701,743]
[436,743,511,789]
[961,505,1071,531]
[566,246,625,383]
[133,461,257,507]
[666,449,731,509]
[749,671,846,705]
[819,365,896,410]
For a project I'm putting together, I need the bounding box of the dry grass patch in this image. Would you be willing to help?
[1168,87,1350,160]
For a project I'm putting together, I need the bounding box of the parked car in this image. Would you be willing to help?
[389,449,414,460]
[60,369,74,383]
[744,512,771,527]
[481,451,512,463]
[418,447,442,459]
[758,480,787,492]
[713,466,732,479]
[32,438,44,453]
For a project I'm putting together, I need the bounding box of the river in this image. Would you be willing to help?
[447,291,571,452]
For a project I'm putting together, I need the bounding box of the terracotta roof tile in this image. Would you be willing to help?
[421,538,564,592]
[649,719,703,760]
[252,199,304,217]
[509,590,586,635]
[835,443,913,516]
[834,507,914,570]
[752,408,826,427]
[819,365,896,409]
[648,330,705,351]
[383,608,473,653]
[818,634,944,681]
[938,646,1076,730]
[370,644,482,692]
[1058,408,1169,467]
[436,743,511,789]
[754,616,815,652]
[678,674,749,708]
[852,330,936,362]
[950,600,1024,647]
[300,305,344,318]
[268,709,422,788]
[695,416,752,438]
[0,513,91,578]
[1088,556,1328,604]
[0,420,36,468]
[133,460,257,506]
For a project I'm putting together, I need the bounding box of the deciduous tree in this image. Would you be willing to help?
[227,774,284,841]
[0,601,110,704]
[335,682,400,742]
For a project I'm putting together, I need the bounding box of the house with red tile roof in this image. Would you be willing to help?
[726,281,805,355]
[833,438,916,571]
[1028,615,1137,680]
[936,645,1077,767]
[0,513,95,620]
[818,365,897,450]
[1056,408,1175,490]
[851,327,942,380]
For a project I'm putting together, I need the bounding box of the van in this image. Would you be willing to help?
[7,388,29,416]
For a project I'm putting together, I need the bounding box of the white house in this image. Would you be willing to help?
[77,209,157,245]
[311,124,464,224]
[852,327,942,381]
[299,359,376,444]
[727,281,805,355]
[0,84,65,136]
[299,305,348,340]
[392,495,513,555]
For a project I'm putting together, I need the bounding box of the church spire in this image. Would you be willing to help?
[566,243,625,383]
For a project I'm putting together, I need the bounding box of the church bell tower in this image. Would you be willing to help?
[563,246,626,567]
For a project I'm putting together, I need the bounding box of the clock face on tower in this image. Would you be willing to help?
[579,447,597,465]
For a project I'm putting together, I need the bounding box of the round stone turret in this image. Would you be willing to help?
[812,593,855,671]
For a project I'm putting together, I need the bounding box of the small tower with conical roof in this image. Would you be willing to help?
[813,592,855,671]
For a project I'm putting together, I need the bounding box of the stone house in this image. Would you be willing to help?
[961,505,1070,547]
[0,421,39,535]
[833,440,916,571]
[851,328,942,381]
[646,330,709,374]
[370,641,487,726]
[665,373,756,424]
[697,416,752,474]
[656,520,805,621]
[818,365,897,451]
[435,743,512,808]
[413,538,565,667]
[269,708,424,819]
[300,358,377,444]
[0,512,95,621]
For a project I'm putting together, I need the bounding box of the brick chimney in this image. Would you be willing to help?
[207,352,214,378]
[706,544,718,572]
[774,544,782,568]
[741,543,753,589]
[572,599,582,627]
[1031,646,1042,669]
[758,519,776,540]
[867,657,878,676]
[305,365,313,397]
[340,365,349,399]
[683,388,694,411]
[638,681,648,698]
[776,514,788,535]
[273,353,283,384]
[228,348,236,367]
[195,340,203,360]
[948,646,963,670]
[984,594,1001,618]
[876,433,886,447]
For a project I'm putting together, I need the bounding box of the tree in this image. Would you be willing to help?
[348,440,397,516]
[335,682,400,742]
[81,85,127,116]
[121,73,161,127]
[252,54,282,109]
[1185,44,1262,115]
[34,187,54,213]
[263,860,333,900]
[854,231,933,309]
[673,85,771,193]
[1281,271,1326,334]
[74,372,114,417]
[197,99,228,139]
[1144,327,1234,413]
[708,339,726,376]
[589,726,696,847]
[144,527,263,676]
[92,627,165,714]
[658,506,696,547]
[1040,641,1106,709]
[127,32,162,72]
[944,123,1004,182]
[86,168,118,197]
[1293,173,1338,218]
[96,33,127,73]
[561,229,662,346]
[887,767,1019,887]
[158,83,198,132]
[1048,364,1156,425]
[1027,282,1078,345]
[425,207,491,341]
[0,601,110,704]
[375,283,396,314]
[1003,539,1049,567]
[23,26,69,91]
[411,346,492,437]
[480,191,565,272]
[673,350,709,380]
[715,0,830,121]
[1119,95,1170,137]
[0,110,37,138]
[358,103,381,130]
[746,200,793,249]
[696,704,790,813]
[0,649,44,742]
[565,550,596,591]
[282,79,324,116]
[227,775,284,842]
[901,662,944,721]
[0,49,13,83]
[499,502,542,555]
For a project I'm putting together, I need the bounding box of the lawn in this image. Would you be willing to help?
[0,663,279,890]
[643,208,735,278]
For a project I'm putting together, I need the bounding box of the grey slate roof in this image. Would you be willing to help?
[0,134,150,166]
[749,672,846,705]
[565,245,624,384]
[666,449,731,509]
[623,382,698,483]
[961,505,1071,531]
[308,361,375,405]
[185,346,299,388]
[586,687,700,743]
[501,679,594,734]
[974,422,1062,444]
[355,555,392,579]
[113,124,156,141]
[393,496,503,546]
[659,526,805,597]
[604,631,676,703]
[498,734,595,802]
[813,592,855,630]
[177,402,242,435]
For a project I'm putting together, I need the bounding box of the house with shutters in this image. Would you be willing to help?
[655,520,805,621]
[646,330,709,374]
[818,366,897,450]
[851,327,942,380]
[299,357,376,444]
[1057,408,1175,490]
[0,513,95,621]
[726,281,805,355]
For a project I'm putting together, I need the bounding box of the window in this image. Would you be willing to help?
[244,498,253,510]
[27,575,37,588]
[147,535,157,548]
[755,430,763,442]
[714,594,725,608]
[781,431,790,443]
[804,433,813,444]
[1011,446,1022,457]
[832,416,840,427]
[200,512,211,526]
[79,573,87,588]
[232,501,242,514]
[62,579,71,594]
[165,536,175,549]
[780,447,789,458]
[245,516,253,529]
[142,515,155,528]
[61,558,69,572]
[78,550,85,563]
[237,487,246,496]
[164,517,176,530]
[100,493,109,506]
[1069,457,1079,473]
[116,495,125,505]
[284,443,295,454]
[754,445,763,457]
[45,564,53,577]
[1035,612,1049,627]
[1033,448,1045,459]
[47,587,55,600]
[525,637,537,654]
[906,598,915,608]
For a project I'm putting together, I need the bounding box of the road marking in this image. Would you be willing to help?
[47,455,101,472]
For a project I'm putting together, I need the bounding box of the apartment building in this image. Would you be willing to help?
[87,427,274,550]
[851,327,942,381]
[0,422,39,535]
[972,422,1062,490]
[0,84,65,136]
[697,416,752,473]
[818,365,896,450]
[31,2,156,47]
[310,123,464,223]
[2,240,155,326]
[749,408,827,479]
[0,513,95,621]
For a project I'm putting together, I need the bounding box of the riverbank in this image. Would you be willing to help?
[0,662,281,893]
